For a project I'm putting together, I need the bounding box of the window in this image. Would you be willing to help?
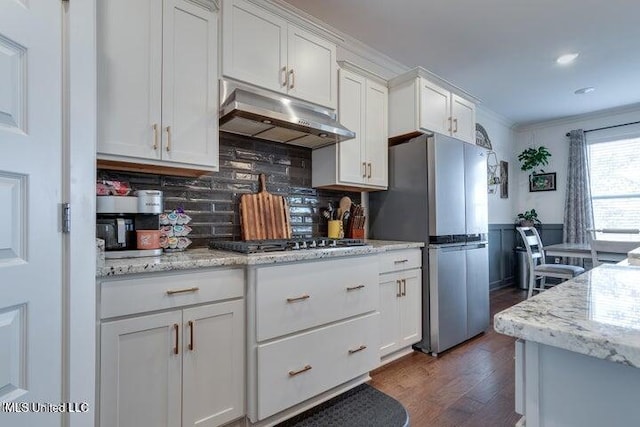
[588,135,640,229]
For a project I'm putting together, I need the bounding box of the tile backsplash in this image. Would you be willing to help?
[98,132,360,247]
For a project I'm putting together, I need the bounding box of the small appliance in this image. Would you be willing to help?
[96,190,164,259]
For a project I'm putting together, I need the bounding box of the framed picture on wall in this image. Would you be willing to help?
[529,172,556,192]
[500,161,508,198]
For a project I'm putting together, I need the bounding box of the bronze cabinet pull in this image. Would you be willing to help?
[453,118,459,133]
[396,280,402,297]
[367,162,372,178]
[288,365,312,376]
[281,66,288,87]
[393,259,409,264]
[362,162,367,178]
[448,116,453,132]
[166,125,172,151]
[346,284,365,291]
[348,345,367,354]
[289,69,295,89]
[152,123,159,149]
[286,294,310,303]
[166,287,200,295]
[401,279,407,296]
[188,320,194,351]
[173,323,179,355]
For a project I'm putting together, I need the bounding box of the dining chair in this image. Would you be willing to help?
[588,228,640,267]
[516,227,585,298]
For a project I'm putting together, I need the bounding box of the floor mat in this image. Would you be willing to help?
[275,384,409,427]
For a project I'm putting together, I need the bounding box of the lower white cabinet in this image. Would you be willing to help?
[377,249,423,362]
[99,270,244,427]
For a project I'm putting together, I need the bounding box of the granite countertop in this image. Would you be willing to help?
[494,264,640,367]
[97,240,424,277]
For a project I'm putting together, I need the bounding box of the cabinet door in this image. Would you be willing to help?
[378,273,401,357]
[364,79,388,188]
[451,94,476,144]
[399,268,422,347]
[222,0,287,94]
[418,77,450,136]
[100,311,182,427]
[466,244,489,338]
[338,69,366,186]
[162,0,219,168]
[182,300,244,427]
[97,0,162,160]
[287,25,337,108]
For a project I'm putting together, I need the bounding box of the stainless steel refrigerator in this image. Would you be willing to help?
[370,133,489,354]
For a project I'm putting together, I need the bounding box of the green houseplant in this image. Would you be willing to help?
[516,209,541,227]
[517,146,551,174]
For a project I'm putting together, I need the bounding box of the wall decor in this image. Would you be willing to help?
[475,123,492,150]
[486,151,499,194]
[500,160,508,198]
[529,172,556,192]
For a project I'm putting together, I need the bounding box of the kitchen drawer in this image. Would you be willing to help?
[378,248,422,274]
[255,256,378,341]
[256,312,379,420]
[100,269,244,319]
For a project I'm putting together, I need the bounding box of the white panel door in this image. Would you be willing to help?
[182,300,244,427]
[162,0,219,168]
[399,269,422,346]
[222,0,287,94]
[452,94,476,144]
[419,77,450,135]
[0,1,62,426]
[100,311,182,427]
[364,79,388,188]
[287,25,337,108]
[337,69,365,186]
[378,274,400,357]
[97,0,162,160]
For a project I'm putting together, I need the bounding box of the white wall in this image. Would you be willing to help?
[515,103,640,224]
[476,106,517,224]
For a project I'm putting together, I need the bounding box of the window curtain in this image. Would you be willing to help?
[563,129,594,260]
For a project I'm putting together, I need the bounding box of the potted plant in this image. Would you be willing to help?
[516,209,541,227]
[517,146,551,175]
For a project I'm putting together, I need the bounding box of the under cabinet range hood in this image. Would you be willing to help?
[219,80,355,149]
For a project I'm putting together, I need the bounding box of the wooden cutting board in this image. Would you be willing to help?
[240,174,292,240]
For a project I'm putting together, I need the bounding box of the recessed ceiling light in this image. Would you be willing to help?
[556,53,579,65]
[574,87,595,95]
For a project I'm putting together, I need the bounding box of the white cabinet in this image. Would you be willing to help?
[378,249,423,364]
[97,0,219,171]
[312,64,388,191]
[247,255,380,423]
[99,270,245,427]
[222,0,337,109]
[389,68,476,144]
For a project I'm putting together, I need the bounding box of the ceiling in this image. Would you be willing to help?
[283,0,640,125]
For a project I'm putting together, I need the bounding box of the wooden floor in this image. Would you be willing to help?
[370,286,527,427]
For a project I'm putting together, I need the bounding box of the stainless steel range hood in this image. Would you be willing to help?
[219,80,355,149]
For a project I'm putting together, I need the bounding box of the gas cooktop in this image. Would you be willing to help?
[209,238,368,254]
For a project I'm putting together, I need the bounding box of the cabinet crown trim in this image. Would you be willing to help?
[337,60,388,85]
[389,67,481,104]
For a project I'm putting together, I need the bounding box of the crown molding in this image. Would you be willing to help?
[476,105,516,130]
[337,60,388,85]
[388,67,482,104]
[515,102,640,133]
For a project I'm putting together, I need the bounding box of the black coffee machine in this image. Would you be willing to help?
[96,190,163,258]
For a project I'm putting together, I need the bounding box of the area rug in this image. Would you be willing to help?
[275,384,409,427]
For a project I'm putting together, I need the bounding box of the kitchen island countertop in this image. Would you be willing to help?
[97,239,424,277]
[494,263,640,367]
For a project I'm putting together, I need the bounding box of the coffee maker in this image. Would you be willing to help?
[96,190,163,259]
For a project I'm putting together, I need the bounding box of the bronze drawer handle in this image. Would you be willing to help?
[288,365,312,376]
[188,320,194,351]
[396,279,402,297]
[166,287,200,295]
[286,294,310,303]
[346,284,365,291]
[401,279,407,296]
[394,259,409,264]
[348,345,367,354]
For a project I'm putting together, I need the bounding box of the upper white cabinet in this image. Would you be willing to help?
[389,68,477,144]
[222,0,337,109]
[97,0,219,171]
[312,63,388,191]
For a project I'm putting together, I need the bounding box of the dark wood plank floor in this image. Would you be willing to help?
[370,286,527,427]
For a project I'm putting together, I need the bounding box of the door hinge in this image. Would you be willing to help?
[62,203,71,233]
